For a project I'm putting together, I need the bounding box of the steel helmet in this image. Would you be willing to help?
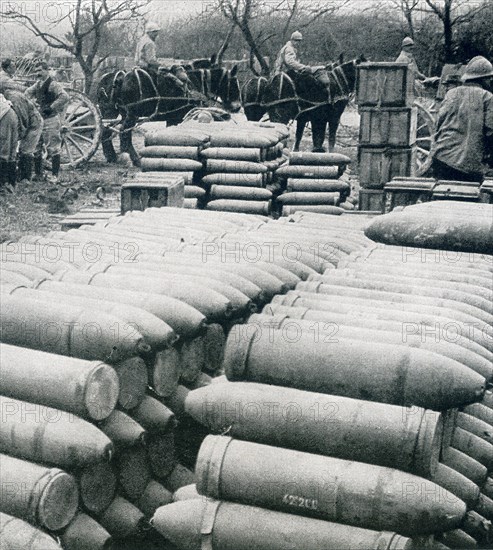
[461,56,493,81]
[291,31,303,41]
[402,37,414,47]
[146,22,160,33]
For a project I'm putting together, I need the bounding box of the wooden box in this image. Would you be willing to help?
[358,189,385,213]
[432,180,480,202]
[359,107,417,147]
[384,177,434,212]
[479,179,493,204]
[356,63,414,107]
[358,146,416,189]
[121,175,184,215]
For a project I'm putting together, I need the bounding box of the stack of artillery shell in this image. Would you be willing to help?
[276,152,352,216]
[149,212,493,549]
[190,120,288,215]
[142,126,209,209]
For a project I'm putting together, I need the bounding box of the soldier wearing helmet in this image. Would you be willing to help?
[431,56,493,182]
[396,37,427,85]
[274,31,332,93]
[135,22,161,72]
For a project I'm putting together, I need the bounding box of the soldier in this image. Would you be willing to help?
[274,31,332,93]
[0,59,27,93]
[3,89,43,183]
[25,61,69,183]
[0,93,19,190]
[396,37,427,83]
[431,56,493,183]
[135,22,161,73]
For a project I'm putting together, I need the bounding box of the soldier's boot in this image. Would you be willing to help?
[6,161,17,190]
[18,154,34,183]
[33,155,44,181]
[46,154,61,184]
[0,159,7,191]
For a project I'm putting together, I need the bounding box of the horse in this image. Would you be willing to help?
[97,58,241,165]
[242,57,363,152]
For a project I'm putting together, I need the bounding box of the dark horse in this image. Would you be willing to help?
[97,58,241,165]
[242,57,363,152]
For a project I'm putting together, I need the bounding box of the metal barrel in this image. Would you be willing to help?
[205,159,268,174]
[210,185,272,201]
[147,432,176,481]
[34,280,206,338]
[185,382,443,477]
[145,130,209,147]
[184,186,206,199]
[452,427,493,470]
[196,435,465,535]
[0,512,64,550]
[483,478,493,500]
[60,512,112,550]
[76,461,116,514]
[184,198,199,209]
[364,208,493,255]
[116,445,152,502]
[0,396,113,467]
[206,199,272,215]
[151,346,182,398]
[137,481,173,517]
[431,464,480,508]
[112,356,148,410]
[0,454,78,531]
[277,164,342,179]
[248,312,493,381]
[54,269,232,323]
[296,281,493,326]
[0,344,119,420]
[152,499,413,550]
[129,395,177,434]
[164,464,195,493]
[9,287,178,350]
[442,447,488,487]
[97,495,147,539]
[141,158,203,172]
[0,294,150,363]
[98,410,147,448]
[173,484,201,502]
[140,145,202,159]
[437,529,477,548]
[223,327,486,410]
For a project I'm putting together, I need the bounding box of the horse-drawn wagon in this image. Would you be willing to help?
[13,56,103,170]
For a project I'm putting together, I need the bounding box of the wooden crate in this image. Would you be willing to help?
[479,179,493,204]
[384,177,434,212]
[358,146,416,189]
[359,107,417,147]
[356,63,414,107]
[358,189,385,213]
[121,176,184,215]
[432,180,480,202]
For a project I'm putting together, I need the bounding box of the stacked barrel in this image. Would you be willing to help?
[152,211,493,549]
[139,121,290,212]
[356,62,417,212]
[275,152,353,215]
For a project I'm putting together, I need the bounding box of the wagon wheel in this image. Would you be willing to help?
[414,99,437,177]
[58,89,102,169]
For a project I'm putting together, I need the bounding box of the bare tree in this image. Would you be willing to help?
[216,0,349,76]
[390,0,420,38]
[419,0,487,62]
[3,0,150,94]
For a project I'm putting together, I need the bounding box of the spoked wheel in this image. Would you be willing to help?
[59,89,102,169]
[414,99,438,176]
